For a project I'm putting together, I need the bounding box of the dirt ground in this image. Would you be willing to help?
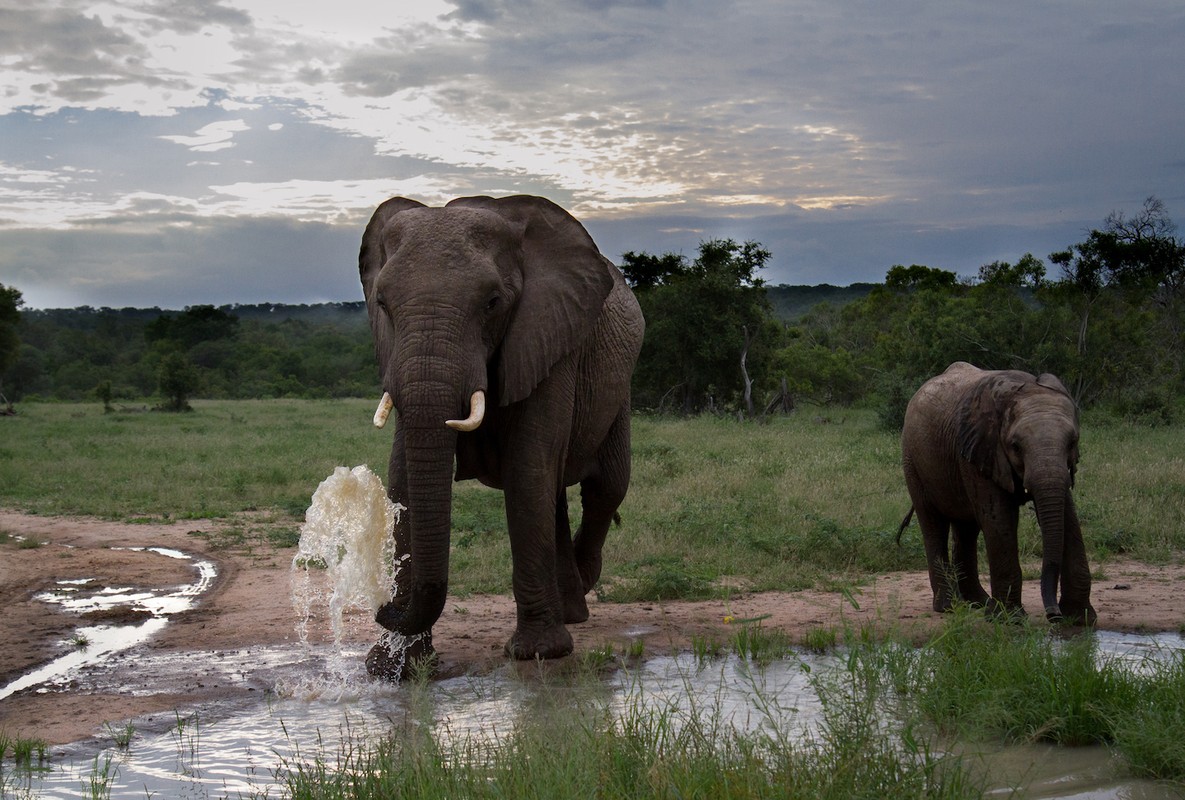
[2,510,1183,747]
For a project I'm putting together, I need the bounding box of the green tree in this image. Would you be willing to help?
[0,283,24,409]
[146,304,239,349]
[158,352,199,411]
[978,253,1046,288]
[620,251,687,290]
[884,264,959,292]
[1047,197,1185,406]
[630,239,774,414]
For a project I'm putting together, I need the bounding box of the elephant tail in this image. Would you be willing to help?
[613,512,622,527]
[895,506,915,546]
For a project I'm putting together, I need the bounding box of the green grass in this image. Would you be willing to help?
[0,399,392,520]
[850,607,1185,782]
[1,402,1182,601]
[264,661,982,800]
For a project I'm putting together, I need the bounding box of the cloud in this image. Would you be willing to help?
[1,0,1184,309]
[160,119,250,152]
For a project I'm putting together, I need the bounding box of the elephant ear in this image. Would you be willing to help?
[955,373,1026,494]
[359,197,427,376]
[359,197,427,300]
[1036,372,1071,397]
[446,195,614,406]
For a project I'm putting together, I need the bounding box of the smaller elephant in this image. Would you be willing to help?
[899,361,1096,625]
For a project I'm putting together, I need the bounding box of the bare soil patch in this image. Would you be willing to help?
[1,510,1183,746]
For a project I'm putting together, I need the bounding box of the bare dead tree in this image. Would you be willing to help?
[740,324,754,418]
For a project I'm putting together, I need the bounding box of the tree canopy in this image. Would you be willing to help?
[0,282,23,406]
[626,238,774,413]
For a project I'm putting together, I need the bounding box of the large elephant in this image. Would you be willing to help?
[358,194,644,675]
[899,361,1096,625]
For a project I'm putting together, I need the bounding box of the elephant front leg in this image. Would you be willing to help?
[503,479,574,661]
[1057,500,1097,626]
[982,504,1025,619]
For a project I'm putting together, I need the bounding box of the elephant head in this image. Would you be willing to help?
[358,195,615,637]
[956,371,1081,619]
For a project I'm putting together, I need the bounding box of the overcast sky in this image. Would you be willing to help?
[1,1,1183,309]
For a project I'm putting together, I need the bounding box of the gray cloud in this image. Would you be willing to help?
[0,218,363,310]
[138,0,252,34]
[1,0,1184,309]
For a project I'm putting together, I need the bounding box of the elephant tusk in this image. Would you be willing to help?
[445,390,485,432]
[373,392,394,428]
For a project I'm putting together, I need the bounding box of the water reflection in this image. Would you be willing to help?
[11,631,1183,799]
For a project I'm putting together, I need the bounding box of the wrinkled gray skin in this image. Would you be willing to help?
[359,195,644,673]
[900,362,1097,625]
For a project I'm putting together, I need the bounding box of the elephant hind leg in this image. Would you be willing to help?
[573,408,631,594]
[951,520,989,607]
[553,489,590,624]
[915,506,957,613]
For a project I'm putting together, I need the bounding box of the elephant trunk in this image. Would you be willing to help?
[374,370,466,637]
[1031,474,1070,620]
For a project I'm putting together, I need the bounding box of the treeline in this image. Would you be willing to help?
[2,302,377,404]
[1,197,1182,423]
[626,196,1184,425]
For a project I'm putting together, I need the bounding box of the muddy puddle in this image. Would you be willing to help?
[0,547,217,703]
[4,632,1183,799]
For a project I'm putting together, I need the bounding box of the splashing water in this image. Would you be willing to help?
[288,465,425,694]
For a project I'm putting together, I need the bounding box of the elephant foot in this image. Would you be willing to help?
[960,588,991,608]
[366,630,436,682]
[562,592,590,625]
[504,624,573,661]
[1056,600,1097,627]
[985,597,1027,624]
[576,553,604,594]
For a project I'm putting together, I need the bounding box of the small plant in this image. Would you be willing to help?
[106,721,136,750]
[7,735,48,771]
[84,752,117,799]
[70,632,91,649]
[404,651,439,685]
[730,620,794,666]
[17,536,43,550]
[577,642,618,674]
[171,711,204,777]
[691,634,725,664]
[266,527,301,548]
[802,625,838,654]
[621,638,645,660]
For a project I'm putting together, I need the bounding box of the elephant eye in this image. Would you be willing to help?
[485,294,500,313]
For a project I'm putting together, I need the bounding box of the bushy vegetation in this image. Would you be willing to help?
[628,196,1185,422]
[1,301,376,403]
[857,607,1185,781]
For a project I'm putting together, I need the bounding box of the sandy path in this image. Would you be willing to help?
[1,510,1183,746]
